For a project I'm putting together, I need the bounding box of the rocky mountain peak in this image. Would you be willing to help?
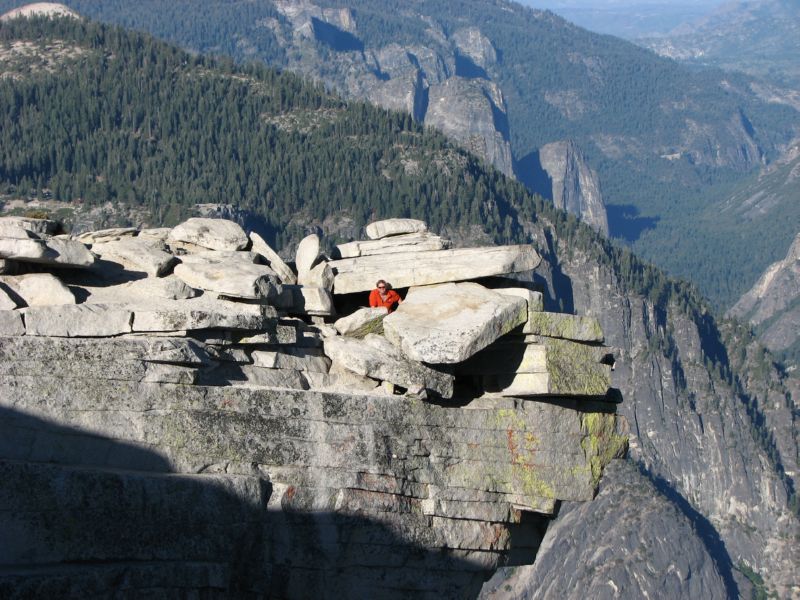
[534,140,609,235]
[0,2,79,20]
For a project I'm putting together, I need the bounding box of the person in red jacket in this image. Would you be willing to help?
[369,279,402,312]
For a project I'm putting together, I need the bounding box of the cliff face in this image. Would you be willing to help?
[729,232,800,364]
[269,0,516,178]
[517,221,800,597]
[0,216,626,598]
[536,141,609,235]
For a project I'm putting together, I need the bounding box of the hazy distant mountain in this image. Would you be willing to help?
[518,0,723,39]
[639,0,800,88]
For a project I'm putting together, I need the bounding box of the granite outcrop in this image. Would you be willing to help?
[0,216,626,598]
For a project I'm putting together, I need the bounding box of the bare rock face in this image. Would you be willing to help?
[728,232,800,356]
[427,78,513,174]
[383,282,528,364]
[0,273,75,307]
[425,78,514,177]
[451,27,497,71]
[330,245,541,294]
[167,218,249,251]
[538,140,609,235]
[0,216,628,599]
[250,231,296,284]
[365,218,427,240]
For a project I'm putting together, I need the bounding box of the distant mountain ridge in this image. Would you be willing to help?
[12,0,800,310]
[638,0,800,88]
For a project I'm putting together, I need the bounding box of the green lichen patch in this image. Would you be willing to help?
[580,412,628,488]
[545,338,611,396]
[525,312,604,342]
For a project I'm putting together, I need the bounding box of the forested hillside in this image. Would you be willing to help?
[0,15,797,597]
[14,0,800,311]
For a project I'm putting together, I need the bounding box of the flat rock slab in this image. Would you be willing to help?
[91,238,177,277]
[330,245,541,294]
[252,348,330,373]
[82,276,198,303]
[167,218,248,251]
[365,219,427,239]
[250,232,296,284]
[130,298,278,333]
[76,228,139,244]
[0,285,18,310]
[334,307,388,337]
[0,237,94,268]
[522,311,604,342]
[0,273,75,306]
[0,216,59,235]
[0,310,24,335]
[173,261,280,300]
[336,232,449,259]
[383,282,528,364]
[494,287,544,314]
[176,250,259,265]
[323,334,454,398]
[24,304,134,337]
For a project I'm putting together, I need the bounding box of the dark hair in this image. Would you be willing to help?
[376,279,386,287]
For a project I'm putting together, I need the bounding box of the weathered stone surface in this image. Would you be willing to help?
[250,231,297,284]
[82,276,198,303]
[0,237,94,268]
[522,311,604,342]
[383,282,528,364]
[0,309,24,335]
[336,232,450,258]
[295,234,321,275]
[304,362,380,392]
[24,304,133,337]
[330,245,541,294]
[538,140,609,235]
[494,287,544,314]
[297,261,334,291]
[167,218,248,251]
[0,274,74,306]
[173,261,281,300]
[0,223,38,239]
[0,285,18,310]
[130,299,278,332]
[252,348,330,373]
[425,78,514,178]
[227,365,309,390]
[274,285,334,316]
[91,238,177,277]
[334,307,388,337]
[324,334,454,397]
[76,227,139,244]
[137,227,171,242]
[0,215,59,235]
[176,250,259,265]
[365,218,428,240]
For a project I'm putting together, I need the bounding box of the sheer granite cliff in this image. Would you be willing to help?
[0,216,627,598]
[508,216,800,598]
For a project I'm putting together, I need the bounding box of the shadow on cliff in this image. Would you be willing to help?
[606,204,659,243]
[0,407,504,599]
[635,460,742,599]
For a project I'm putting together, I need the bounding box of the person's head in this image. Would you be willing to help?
[376,279,387,291]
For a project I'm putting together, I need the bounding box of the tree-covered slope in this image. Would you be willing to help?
[0,15,797,597]
[13,0,800,310]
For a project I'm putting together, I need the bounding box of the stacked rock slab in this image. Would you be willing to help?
[0,216,626,599]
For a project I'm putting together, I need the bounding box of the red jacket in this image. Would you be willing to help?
[369,288,401,312]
